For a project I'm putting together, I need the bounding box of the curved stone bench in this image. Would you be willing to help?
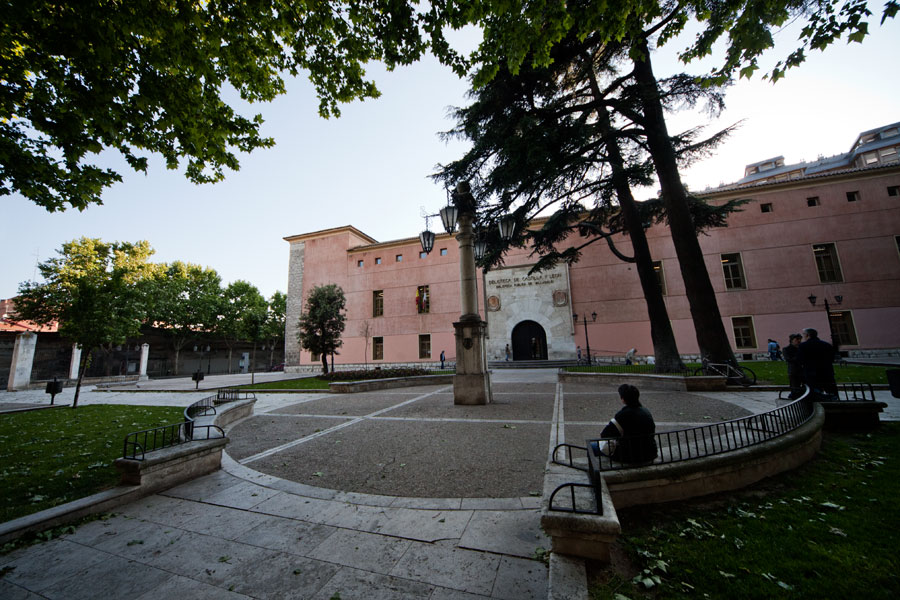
[558,370,727,391]
[541,396,825,562]
[329,374,453,393]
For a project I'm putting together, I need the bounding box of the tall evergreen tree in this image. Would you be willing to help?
[297,284,346,374]
[436,36,742,370]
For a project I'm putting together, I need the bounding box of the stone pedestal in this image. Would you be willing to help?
[453,317,492,405]
[69,344,82,380]
[7,332,37,391]
[139,343,150,380]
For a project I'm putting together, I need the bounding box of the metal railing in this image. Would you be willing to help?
[122,422,224,460]
[779,381,875,402]
[566,362,694,376]
[122,388,254,460]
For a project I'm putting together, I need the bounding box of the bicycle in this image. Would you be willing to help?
[692,357,757,386]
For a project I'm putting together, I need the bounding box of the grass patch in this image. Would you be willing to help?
[591,424,900,599]
[566,361,889,385]
[0,405,184,522]
[238,377,331,390]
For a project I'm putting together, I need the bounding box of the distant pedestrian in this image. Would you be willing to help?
[505,344,511,361]
[625,348,636,366]
[767,339,778,361]
[440,350,445,369]
[798,328,837,396]
[783,333,803,398]
[576,346,582,362]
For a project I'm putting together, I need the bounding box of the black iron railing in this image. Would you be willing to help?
[552,390,814,475]
[123,388,255,460]
[778,381,875,402]
[122,422,224,460]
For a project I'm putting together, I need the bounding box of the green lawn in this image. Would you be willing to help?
[591,424,900,599]
[567,361,889,385]
[239,377,331,390]
[0,405,185,522]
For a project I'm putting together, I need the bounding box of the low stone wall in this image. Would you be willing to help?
[114,437,228,491]
[287,361,455,374]
[558,371,727,391]
[330,374,454,393]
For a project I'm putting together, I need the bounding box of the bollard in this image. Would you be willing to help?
[192,370,204,390]
[45,377,64,405]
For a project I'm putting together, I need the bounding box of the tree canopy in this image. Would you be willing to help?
[217,280,268,373]
[297,284,346,374]
[13,237,155,406]
[4,1,893,212]
[2,0,433,211]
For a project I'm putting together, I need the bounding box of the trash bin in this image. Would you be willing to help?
[887,369,900,399]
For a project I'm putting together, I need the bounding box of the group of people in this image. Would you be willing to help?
[783,327,838,399]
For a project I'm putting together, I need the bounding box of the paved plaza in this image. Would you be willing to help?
[1,370,898,599]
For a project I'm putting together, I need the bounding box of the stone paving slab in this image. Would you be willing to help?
[458,510,549,559]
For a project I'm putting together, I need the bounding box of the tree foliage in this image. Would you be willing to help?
[297,284,346,374]
[262,290,287,369]
[145,261,222,375]
[217,280,268,373]
[2,0,433,211]
[13,237,155,406]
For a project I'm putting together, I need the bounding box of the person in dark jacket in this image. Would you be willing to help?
[593,384,658,464]
[783,333,804,398]
[798,327,838,396]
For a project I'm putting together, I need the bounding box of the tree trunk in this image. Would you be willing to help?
[597,104,685,372]
[632,39,737,366]
[321,352,328,375]
[227,346,234,374]
[73,350,91,408]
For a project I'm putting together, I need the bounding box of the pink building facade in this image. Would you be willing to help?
[284,126,900,371]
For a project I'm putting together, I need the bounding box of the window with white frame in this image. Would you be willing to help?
[721,253,746,290]
[813,243,843,283]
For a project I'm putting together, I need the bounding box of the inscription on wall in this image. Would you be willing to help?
[486,271,563,290]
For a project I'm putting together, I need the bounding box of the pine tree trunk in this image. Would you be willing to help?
[632,39,737,366]
[597,105,685,372]
[321,353,328,375]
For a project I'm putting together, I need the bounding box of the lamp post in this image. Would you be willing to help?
[807,293,843,359]
[419,181,516,405]
[573,311,597,366]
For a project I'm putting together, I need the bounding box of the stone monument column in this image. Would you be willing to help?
[452,184,492,405]
[7,332,37,391]
[139,343,150,380]
[69,344,82,380]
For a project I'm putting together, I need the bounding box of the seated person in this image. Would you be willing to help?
[591,384,658,463]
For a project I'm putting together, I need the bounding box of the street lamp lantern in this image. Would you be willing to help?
[473,236,488,261]
[419,229,435,254]
[807,294,817,306]
[498,214,517,241]
[440,203,459,234]
[591,311,597,322]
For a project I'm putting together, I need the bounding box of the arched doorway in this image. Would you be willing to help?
[511,320,548,360]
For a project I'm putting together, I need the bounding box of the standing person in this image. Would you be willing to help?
[783,333,803,399]
[625,348,636,366]
[505,344,511,361]
[798,328,838,396]
[576,346,582,363]
[767,339,778,361]
[440,350,445,369]
[591,384,658,464]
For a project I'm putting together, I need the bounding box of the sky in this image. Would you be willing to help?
[3,13,899,301]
